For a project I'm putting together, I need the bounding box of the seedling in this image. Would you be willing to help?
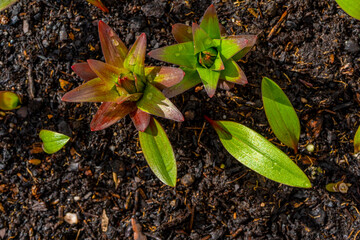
[39,130,70,154]
[326,181,351,193]
[86,0,109,13]
[261,77,300,153]
[0,91,21,110]
[149,4,257,98]
[335,0,360,20]
[62,21,184,186]
[0,0,17,11]
[204,116,311,188]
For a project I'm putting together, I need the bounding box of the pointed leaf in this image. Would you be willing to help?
[204,117,311,188]
[61,78,119,102]
[130,108,151,132]
[0,91,21,110]
[39,130,70,154]
[90,102,136,131]
[335,0,360,20]
[72,63,97,81]
[0,0,18,11]
[87,59,122,87]
[136,84,184,122]
[219,38,250,60]
[139,117,177,186]
[200,4,221,39]
[220,59,247,85]
[230,35,258,61]
[218,80,235,90]
[196,67,220,98]
[145,66,185,90]
[124,33,146,76]
[162,68,201,98]
[192,23,216,54]
[262,77,300,152]
[354,126,360,154]
[219,23,226,36]
[98,21,128,67]
[86,0,109,12]
[172,23,193,43]
[148,42,197,69]
[209,51,224,71]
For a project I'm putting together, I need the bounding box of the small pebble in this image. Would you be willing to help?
[59,25,67,42]
[300,97,308,104]
[181,173,195,187]
[23,20,29,34]
[64,213,78,225]
[306,144,315,152]
[344,39,360,53]
[74,196,80,201]
[184,110,195,120]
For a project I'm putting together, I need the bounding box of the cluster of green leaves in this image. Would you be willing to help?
[335,0,360,20]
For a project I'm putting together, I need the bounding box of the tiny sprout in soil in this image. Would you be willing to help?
[0,91,21,111]
[39,130,71,154]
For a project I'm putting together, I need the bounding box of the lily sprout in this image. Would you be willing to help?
[62,21,184,132]
[149,4,257,98]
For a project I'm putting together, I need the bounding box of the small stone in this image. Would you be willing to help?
[300,97,308,104]
[59,25,67,42]
[306,144,315,152]
[42,39,49,48]
[10,16,19,25]
[16,106,28,118]
[57,120,72,137]
[74,196,80,201]
[181,173,195,187]
[184,110,195,120]
[141,2,166,17]
[344,39,360,53]
[64,212,78,225]
[23,20,30,34]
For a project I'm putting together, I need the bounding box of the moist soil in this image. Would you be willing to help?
[1,0,360,239]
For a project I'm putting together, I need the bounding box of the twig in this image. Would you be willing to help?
[27,64,35,99]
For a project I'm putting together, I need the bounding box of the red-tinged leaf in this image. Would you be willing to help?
[61,78,119,102]
[86,0,109,13]
[124,33,146,76]
[98,21,128,67]
[87,59,123,87]
[90,101,136,131]
[148,42,197,69]
[136,84,184,122]
[129,108,151,132]
[196,67,220,98]
[200,4,221,39]
[172,23,193,43]
[192,23,216,54]
[72,63,97,81]
[145,66,185,90]
[218,80,235,90]
[262,77,300,152]
[139,117,177,186]
[204,116,311,188]
[354,126,360,154]
[229,35,258,61]
[0,91,21,110]
[220,59,247,85]
[219,38,250,60]
[162,68,201,98]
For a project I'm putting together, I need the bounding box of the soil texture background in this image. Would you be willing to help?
[1,0,360,239]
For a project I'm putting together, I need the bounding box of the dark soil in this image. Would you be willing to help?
[1,0,360,239]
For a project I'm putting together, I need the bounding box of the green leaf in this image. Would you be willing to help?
[262,77,300,152]
[0,91,21,110]
[200,4,221,39]
[205,117,311,188]
[220,59,247,85]
[0,0,18,11]
[136,84,184,122]
[124,33,146,76]
[219,38,249,60]
[148,42,197,69]
[145,66,185,90]
[196,66,220,98]
[139,117,177,186]
[39,130,70,154]
[192,23,216,54]
[230,35,258,62]
[335,0,360,20]
[162,68,202,98]
[354,126,360,153]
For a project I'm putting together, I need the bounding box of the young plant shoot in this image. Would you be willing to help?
[0,91,21,110]
[261,77,300,153]
[62,21,184,186]
[86,0,109,13]
[149,4,257,98]
[204,116,311,188]
[354,125,360,154]
[39,130,70,154]
[335,0,360,20]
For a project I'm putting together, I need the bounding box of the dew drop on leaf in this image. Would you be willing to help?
[112,38,119,46]
[147,93,153,100]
